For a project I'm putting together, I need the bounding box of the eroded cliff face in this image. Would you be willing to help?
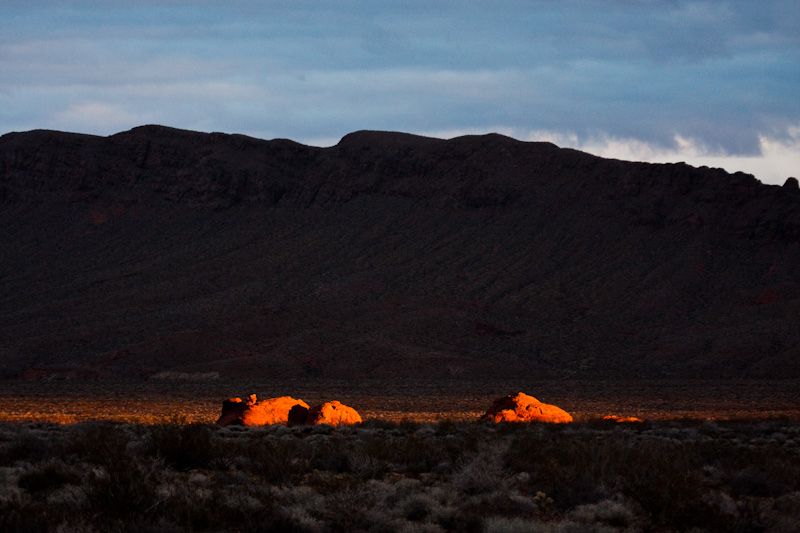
[1,126,799,380]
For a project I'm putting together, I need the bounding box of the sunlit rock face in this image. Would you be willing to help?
[481,392,573,423]
[603,415,643,423]
[216,394,309,426]
[306,401,362,426]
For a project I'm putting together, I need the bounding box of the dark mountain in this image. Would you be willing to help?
[1,125,799,380]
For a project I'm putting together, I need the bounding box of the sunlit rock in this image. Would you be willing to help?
[306,401,362,426]
[603,415,643,423]
[216,394,309,426]
[481,392,572,423]
[216,397,245,426]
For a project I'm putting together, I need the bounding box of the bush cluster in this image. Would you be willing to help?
[1,418,798,532]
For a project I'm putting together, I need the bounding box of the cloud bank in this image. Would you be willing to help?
[1,1,798,184]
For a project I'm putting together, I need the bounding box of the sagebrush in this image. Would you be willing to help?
[1,418,799,532]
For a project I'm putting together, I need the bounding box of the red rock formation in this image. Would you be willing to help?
[603,415,643,423]
[216,394,309,426]
[216,397,246,426]
[306,401,362,426]
[481,392,572,423]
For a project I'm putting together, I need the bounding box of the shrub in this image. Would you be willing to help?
[144,422,219,471]
[17,459,80,494]
[452,444,509,496]
[2,418,800,531]
[567,498,638,528]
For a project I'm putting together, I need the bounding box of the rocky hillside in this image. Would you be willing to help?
[1,125,798,379]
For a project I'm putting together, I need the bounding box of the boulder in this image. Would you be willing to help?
[216,396,247,426]
[216,394,309,426]
[481,392,572,423]
[306,401,362,426]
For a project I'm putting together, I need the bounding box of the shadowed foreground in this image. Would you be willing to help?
[1,418,799,532]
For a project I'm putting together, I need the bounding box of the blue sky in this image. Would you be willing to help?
[1,1,798,184]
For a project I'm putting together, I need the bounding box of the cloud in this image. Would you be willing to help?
[50,102,153,133]
[419,125,799,186]
[522,126,800,186]
[0,1,797,181]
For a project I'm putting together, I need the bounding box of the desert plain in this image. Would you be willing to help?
[2,127,800,531]
[1,378,799,425]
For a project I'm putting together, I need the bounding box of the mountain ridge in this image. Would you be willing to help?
[1,126,798,380]
[3,126,797,238]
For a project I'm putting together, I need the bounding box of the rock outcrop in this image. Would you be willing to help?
[481,392,572,423]
[603,415,643,423]
[216,394,309,426]
[305,401,362,426]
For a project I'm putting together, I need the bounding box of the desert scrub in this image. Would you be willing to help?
[143,422,221,471]
[0,418,799,532]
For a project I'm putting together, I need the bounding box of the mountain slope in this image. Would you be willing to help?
[1,126,798,379]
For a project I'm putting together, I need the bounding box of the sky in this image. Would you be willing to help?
[1,1,798,185]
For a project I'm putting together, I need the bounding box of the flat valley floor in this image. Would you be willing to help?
[1,379,798,424]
